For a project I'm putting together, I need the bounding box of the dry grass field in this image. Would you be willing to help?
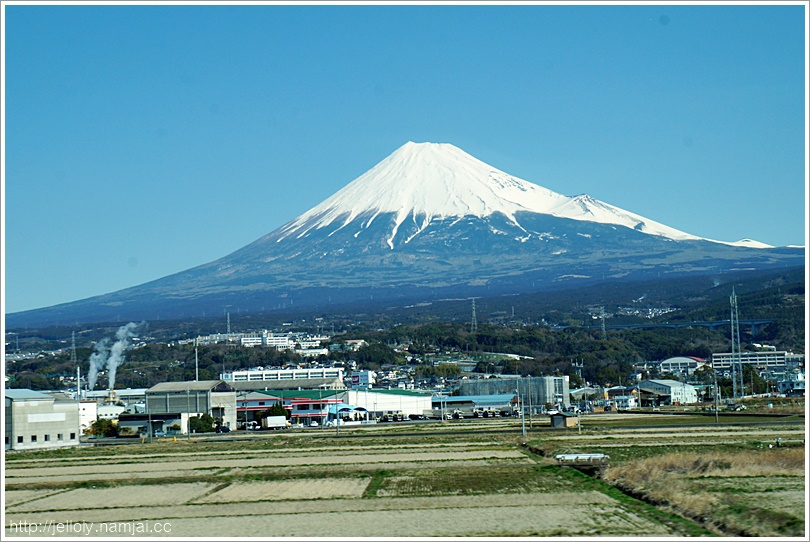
[600,448,806,537]
[4,413,804,538]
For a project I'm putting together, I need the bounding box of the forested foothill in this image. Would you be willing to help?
[5,266,804,392]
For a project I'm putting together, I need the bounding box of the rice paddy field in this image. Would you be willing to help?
[3,412,805,538]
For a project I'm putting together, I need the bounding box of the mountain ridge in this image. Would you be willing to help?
[6,142,803,327]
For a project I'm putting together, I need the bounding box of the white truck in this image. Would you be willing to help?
[261,416,290,430]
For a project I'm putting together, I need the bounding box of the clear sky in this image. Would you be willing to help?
[2,1,807,315]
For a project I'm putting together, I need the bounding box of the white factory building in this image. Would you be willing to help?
[639,380,698,406]
[711,351,803,371]
[221,367,345,382]
[343,388,433,418]
[5,389,81,451]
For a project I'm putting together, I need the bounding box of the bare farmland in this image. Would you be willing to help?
[4,414,803,537]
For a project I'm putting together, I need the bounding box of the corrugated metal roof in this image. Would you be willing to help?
[147,380,235,393]
[4,389,54,401]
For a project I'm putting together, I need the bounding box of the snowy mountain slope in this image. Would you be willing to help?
[7,141,800,327]
[276,141,731,248]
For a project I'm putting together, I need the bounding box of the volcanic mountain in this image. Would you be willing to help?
[7,142,803,327]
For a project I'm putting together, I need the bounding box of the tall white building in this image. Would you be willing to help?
[712,351,801,370]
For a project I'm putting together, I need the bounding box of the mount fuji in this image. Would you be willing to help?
[8,142,803,327]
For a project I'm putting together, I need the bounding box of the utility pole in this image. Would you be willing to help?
[470,298,478,334]
[194,338,199,382]
[335,394,340,437]
[244,394,249,431]
[71,331,83,442]
[71,331,80,399]
[148,403,153,444]
[186,385,191,442]
[712,358,720,424]
[527,377,533,429]
[516,387,526,438]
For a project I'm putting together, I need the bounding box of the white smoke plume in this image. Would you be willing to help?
[87,339,110,391]
[86,322,140,391]
[106,322,139,390]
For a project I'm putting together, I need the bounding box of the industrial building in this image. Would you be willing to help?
[235,388,433,425]
[658,356,708,377]
[777,371,805,396]
[711,351,803,371]
[458,376,570,410]
[229,377,346,393]
[237,389,343,427]
[137,380,237,435]
[5,389,80,451]
[638,380,698,406]
[430,394,517,418]
[81,388,147,405]
[344,388,432,419]
[78,400,98,435]
[221,367,345,382]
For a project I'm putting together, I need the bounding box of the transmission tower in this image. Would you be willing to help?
[571,358,584,380]
[730,288,744,400]
[470,298,478,334]
[70,331,78,365]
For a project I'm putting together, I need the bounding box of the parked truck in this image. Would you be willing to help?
[261,416,290,430]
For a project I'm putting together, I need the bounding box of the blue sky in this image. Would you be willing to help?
[3,2,807,314]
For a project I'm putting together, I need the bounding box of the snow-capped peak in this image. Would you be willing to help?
[279,142,569,244]
[724,238,775,249]
[275,142,746,248]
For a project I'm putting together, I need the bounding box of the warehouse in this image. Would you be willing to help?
[5,389,80,451]
[343,388,432,420]
[639,379,698,406]
[658,356,707,377]
[431,394,517,418]
[458,376,570,410]
[145,380,237,433]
